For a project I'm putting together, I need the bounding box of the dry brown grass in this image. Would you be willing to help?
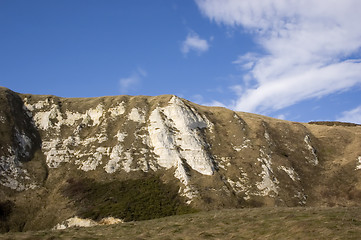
[1,207,361,240]
[2,87,361,235]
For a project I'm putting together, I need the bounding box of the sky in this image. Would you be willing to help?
[1,0,361,123]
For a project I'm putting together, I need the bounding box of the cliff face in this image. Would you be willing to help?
[1,86,361,231]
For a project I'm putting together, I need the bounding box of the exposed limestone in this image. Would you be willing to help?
[294,191,307,205]
[14,128,32,158]
[0,115,5,123]
[227,170,250,198]
[108,102,125,118]
[53,216,123,230]
[356,156,361,170]
[148,107,179,169]
[105,145,123,173]
[216,156,232,170]
[0,127,38,191]
[128,108,145,123]
[304,135,319,165]
[86,104,104,125]
[255,148,279,197]
[148,96,214,176]
[147,96,215,199]
[233,138,251,152]
[1,87,361,232]
[42,138,71,168]
[53,217,97,230]
[75,150,104,171]
[0,154,36,191]
[98,217,124,225]
[278,166,300,181]
[33,104,62,131]
[264,126,271,143]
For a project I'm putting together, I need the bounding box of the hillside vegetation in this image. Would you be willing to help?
[1,86,361,233]
[1,207,361,239]
[62,176,196,221]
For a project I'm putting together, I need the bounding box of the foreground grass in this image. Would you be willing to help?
[1,207,361,240]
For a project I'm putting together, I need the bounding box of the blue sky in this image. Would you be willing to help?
[1,0,361,123]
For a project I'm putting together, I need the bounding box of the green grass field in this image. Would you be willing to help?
[1,207,361,239]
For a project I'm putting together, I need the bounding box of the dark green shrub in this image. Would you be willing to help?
[0,200,15,233]
[0,200,14,221]
[63,176,196,221]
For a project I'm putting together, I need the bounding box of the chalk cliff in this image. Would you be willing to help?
[1,87,361,231]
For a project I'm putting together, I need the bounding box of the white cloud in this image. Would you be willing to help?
[229,84,243,96]
[181,32,210,55]
[337,105,361,124]
[202,100,227,108]
[195,0,361,114]
[235,60,361,113]
[119,68,147,94]
[191,94,227,108]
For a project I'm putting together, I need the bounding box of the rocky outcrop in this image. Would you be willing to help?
[53,216,123,230]
[1,87,361,232]
[0,88,43,191]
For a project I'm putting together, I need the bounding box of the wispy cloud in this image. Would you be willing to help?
[181,31,210,55]
[119,68,147,94]
[195,0,361,114]
[337,105,361,124]
[191,94,227,108]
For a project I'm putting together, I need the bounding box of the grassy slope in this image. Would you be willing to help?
[1,88,361,234]
[1,207,361,240]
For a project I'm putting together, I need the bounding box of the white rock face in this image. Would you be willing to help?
[105,145,123,173]
[278,166,300,181]
[147,96,215,192]
[128,108,145,123]
[98,217,124,225]
[294,191,307,205]
[25,98,109,132]
[42,136,110,170]
[24,96,215,187]
[115,131,127,142]
[255,149,279,197]
[10,96,306,203]
[86,104,104,125]
[233,138,251,152]
[227,169,250,197]
[148,107,179,169]
[304,135,319,165]
[42,138,72,168]
[0,148,37,191]
[26,97,156,175]
[0,124,38,191]
[122,152,133,172]
[147,96,215,200]
[14,129,32,157]
[76,148,104,171]
[25,99,112,170]
[54,216,97,230]
[148,96,214,175]
[109,102,125,118]
[33,104,62,130]
[42,103,105,128]
[53,216,123,230]
[356,156,361,170]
